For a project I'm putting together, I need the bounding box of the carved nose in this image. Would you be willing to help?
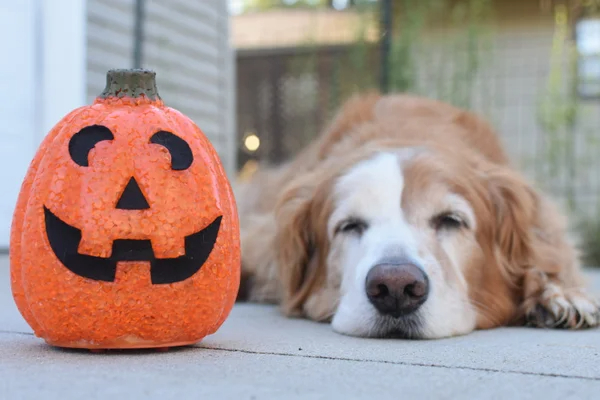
[116,177,150,210]
[365,262,429,318]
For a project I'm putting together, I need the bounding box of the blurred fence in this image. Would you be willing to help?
[233,0,600,223]
[236,44,379,168]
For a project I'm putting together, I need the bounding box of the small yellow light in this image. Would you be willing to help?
[244,134,260,152]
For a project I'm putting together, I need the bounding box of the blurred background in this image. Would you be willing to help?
[0,0,599,262]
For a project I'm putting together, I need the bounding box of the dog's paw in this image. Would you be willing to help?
[525,283,600,329]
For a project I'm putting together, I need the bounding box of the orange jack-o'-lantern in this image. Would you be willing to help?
[10,69,240,350]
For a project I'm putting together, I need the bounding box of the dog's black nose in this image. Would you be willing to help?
[365,262,429,317]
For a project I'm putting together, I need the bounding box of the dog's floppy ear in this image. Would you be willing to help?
[485,167,540,282]
[274,171,331,317]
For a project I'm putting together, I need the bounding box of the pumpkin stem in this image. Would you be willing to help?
[99,69,161,101]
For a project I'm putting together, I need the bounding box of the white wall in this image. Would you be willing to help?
[0,0,37,248]
[0,0,86,248]
[40,0,87,135]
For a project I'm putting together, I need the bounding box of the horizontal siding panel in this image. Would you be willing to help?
[86,0,134,102]
[86,87,102,104]
[143,60,221,98]
[145,74,221,105]
[142,23,220,62]
[209,138,228,158]
[152,0,222,23]
[143,42,222,84]
[88,31,131,58]
[87,57,130,75]
[87,1,134,32]
[90,0,135,14]
[87,66,109,84]
[202,132,224,144]
[157,88,221,122]
[86,0,234,174]
[145,1,220,43]
[87,48,131,71]
[86,68,110,104]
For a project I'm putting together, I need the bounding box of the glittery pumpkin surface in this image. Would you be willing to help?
[10,95,241,349]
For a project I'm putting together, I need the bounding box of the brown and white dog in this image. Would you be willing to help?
[235,93,600,339]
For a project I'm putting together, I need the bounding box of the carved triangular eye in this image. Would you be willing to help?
[69,125,114,167]
[150,131,193,171]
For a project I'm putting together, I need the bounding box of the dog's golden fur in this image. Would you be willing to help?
[236,92,599,337]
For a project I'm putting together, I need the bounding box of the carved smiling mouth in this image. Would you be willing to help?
[43,206,222,284]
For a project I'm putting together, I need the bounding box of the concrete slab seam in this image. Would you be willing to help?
[199,346,600,382]
[3,329,598,382]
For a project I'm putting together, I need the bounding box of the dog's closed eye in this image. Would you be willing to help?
[335,218,368,236]
[431,212,469,231]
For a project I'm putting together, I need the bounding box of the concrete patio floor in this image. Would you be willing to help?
[2,256,600,399]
